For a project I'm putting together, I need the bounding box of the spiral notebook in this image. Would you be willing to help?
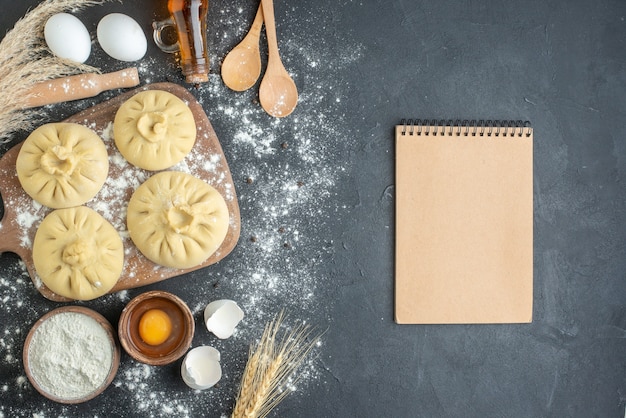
[395,120,533,324]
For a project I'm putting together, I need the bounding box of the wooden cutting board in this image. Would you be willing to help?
[0,82,240,302]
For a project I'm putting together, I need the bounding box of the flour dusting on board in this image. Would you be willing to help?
[0,1,363,416]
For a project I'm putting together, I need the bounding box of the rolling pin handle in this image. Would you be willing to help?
[24,67,141,108]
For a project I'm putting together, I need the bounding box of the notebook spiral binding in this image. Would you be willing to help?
[400,119,532,137]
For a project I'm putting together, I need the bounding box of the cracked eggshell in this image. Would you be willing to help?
[180,346,221,390]
[203,300,244,339]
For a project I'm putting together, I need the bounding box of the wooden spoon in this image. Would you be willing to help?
[258,0,298,117]
[221,4,264,91]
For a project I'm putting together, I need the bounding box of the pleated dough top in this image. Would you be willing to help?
[127,171,229,269]
[113,90,196,171]
[16,123,109,209]
[32,206,124,300]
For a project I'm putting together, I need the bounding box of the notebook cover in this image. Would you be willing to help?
[394,122,533,324]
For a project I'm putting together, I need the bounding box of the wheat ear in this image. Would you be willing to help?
[231,346,262,417]
[232,311,322,418]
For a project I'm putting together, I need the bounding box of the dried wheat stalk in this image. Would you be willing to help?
[0,0,112,143]
[232,311,323,418]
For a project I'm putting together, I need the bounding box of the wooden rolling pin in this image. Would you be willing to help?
[23,67,140,108]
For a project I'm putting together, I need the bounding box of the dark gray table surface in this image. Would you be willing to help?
[0,0,624,417]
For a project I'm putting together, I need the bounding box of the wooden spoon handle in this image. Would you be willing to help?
[242,2,265,47]
[260,0,279,59]
[23,68,140,108]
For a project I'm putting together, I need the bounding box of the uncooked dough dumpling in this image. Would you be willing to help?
[16,123,109,209]
[32,206,124,300]
[127,171,229,269]
[114,90,196,171]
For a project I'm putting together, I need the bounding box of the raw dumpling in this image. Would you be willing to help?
[32,206,124,300]
[16,123,109,209]
[127,171,229,269]
[113,90,196,170]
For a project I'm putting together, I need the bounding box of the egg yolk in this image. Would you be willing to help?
[138,309,172,346]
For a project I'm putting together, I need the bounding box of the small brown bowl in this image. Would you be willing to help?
[23,306,120,404]
[118,290,194,366]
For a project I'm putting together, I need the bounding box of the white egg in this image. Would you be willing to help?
[180,346,222,390]
[97,13,147,62]
[44,13,91,63]
[204,300,244,339]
